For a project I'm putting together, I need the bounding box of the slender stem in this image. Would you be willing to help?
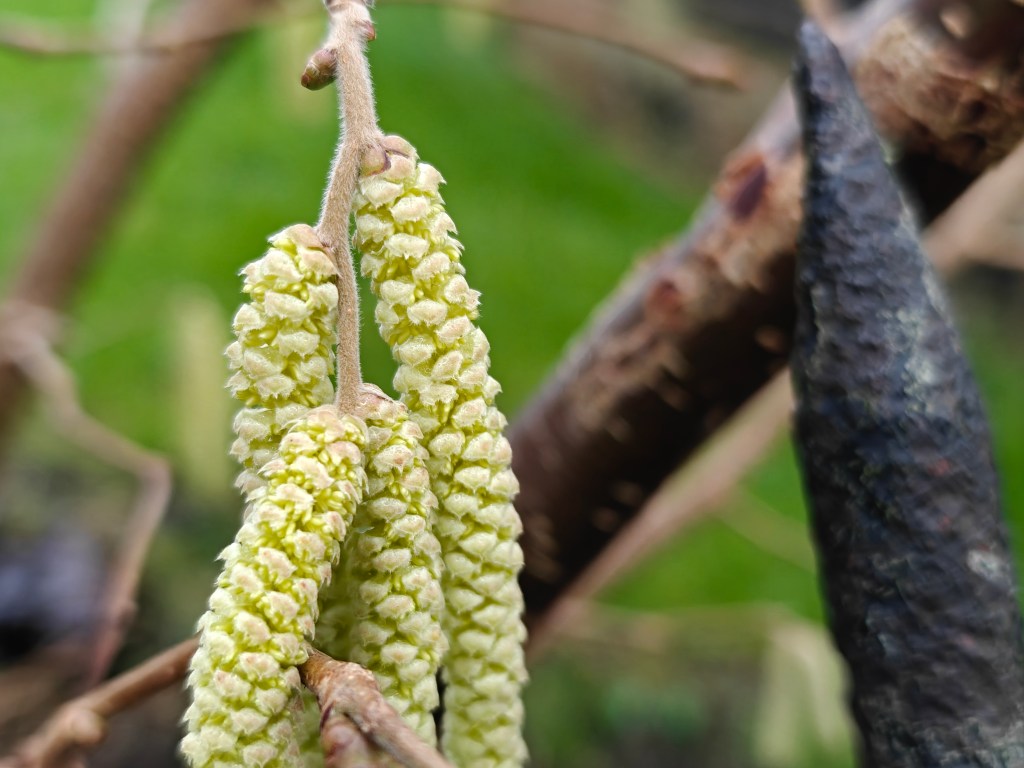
[0,639,197,768]
[315,0,383,414]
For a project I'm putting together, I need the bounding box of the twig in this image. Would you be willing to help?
[0,0,744,88]
[928,137,1024,273]
[0,5,291,56]
[0,0,275,450]
[387,0,744,88]
[0,638,197,768]
[3,642,453,768]
[527,371,793,659]
[315,0,384,414]
[0,303,173,686]
[301,650,456,768]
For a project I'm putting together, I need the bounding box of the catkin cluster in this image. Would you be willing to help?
[186,138,526,768]
[354,135,528,768]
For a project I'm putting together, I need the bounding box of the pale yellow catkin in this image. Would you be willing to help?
[182,407,367,768]
[353,136,528,768]
[226,225,338,496]
[317,385,447,745]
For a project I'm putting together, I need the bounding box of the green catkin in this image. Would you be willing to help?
[353,136,528,768]
[182,407,367,768]
[226,225,338,496]
[316,385,447,745]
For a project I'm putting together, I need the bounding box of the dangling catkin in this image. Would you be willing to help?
[317,385,447,745]
[353,135,527,768]
[226,225,338,496]
[182,407,366,768]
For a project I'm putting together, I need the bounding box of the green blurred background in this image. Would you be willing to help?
[1,1,1023,766]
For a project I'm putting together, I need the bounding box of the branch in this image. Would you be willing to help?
[301,650,456,768]
[510,0,1024,632]
[2,643,454,768]
[928,137,1024,272]
[0,639,197,768]
[0,0,274,451]
[0,0,745,89]
[0,304,173,685]
[387,0,744,88]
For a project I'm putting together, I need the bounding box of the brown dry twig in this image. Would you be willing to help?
[0,0,275,450]
[0,303,173,686]
[928,137,1024,272]
[301,650,456,768]
[0,638,196,768]
[1,641,453,768]
[0,0,744,88]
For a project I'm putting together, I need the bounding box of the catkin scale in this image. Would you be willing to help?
[353,136,528,768]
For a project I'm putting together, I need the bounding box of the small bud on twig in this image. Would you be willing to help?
[301,46,339,91]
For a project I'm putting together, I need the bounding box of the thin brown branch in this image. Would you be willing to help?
[3,641,452,768]
[0,638,197,768]
[301,650,456,768]
[928,137,1024,272]
[0,5,291,56]
[0,0,744,88]
[527,372,793,659]
[386,0,744,88]
[0,304,173,686]
[0,0,274,452]
[512,0,1024,634]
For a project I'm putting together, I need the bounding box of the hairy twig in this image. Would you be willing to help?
[0,638,196,768]
[315,0,384,414]
[0,0,743,88]
[301,650,456,768]
[0,303,172,686]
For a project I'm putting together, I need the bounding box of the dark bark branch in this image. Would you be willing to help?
[791,23,1024,765]
[511,0,1024,631]
[0,0,271,448]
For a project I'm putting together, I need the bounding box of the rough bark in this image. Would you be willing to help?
[0,0,270,444]
[791,22,1024,766]
[511,0,1024,628]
